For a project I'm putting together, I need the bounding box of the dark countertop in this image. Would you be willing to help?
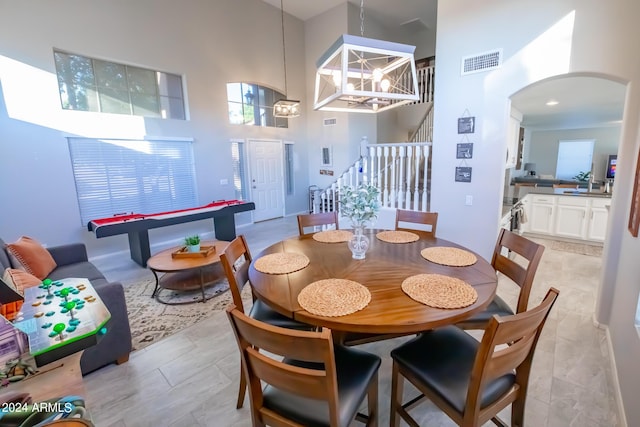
[520,187,612,198]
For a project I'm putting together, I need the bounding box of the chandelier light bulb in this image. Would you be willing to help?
[332,71,342,88]
[346,83,355,92]
[372,68,383,82]
[380,78,390,92]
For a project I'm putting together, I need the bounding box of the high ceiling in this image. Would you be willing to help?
[263,0,627,130]
[262,0,437,31]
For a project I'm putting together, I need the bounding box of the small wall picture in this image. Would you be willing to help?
[456,143,473,159]
[457,117,475,134]
[455,166,472,183]
[321,146,332,167]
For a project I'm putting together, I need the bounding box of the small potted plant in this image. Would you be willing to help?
[184,235,201,253]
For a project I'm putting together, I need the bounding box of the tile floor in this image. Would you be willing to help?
[86,216,619,426]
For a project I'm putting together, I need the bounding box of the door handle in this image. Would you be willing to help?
[252,186,256,189]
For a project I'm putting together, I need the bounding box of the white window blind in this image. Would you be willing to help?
[68,137,197,225]
[231,140,249,201]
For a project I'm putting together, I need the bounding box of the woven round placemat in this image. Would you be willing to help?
[313,230,353,243]
[402,274,478,309]
[376,230,420,243]
[297,279,371,317]
[254,252,310,275]
[420,247,477,267]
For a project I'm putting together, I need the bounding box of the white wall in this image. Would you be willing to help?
[434,1,640,424]
[0,0,309,257]
[528,126,621,180]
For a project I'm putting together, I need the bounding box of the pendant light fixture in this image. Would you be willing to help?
[273,0,300,118]
[313,0,419,113]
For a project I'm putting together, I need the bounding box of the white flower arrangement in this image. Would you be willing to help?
[339,183,381,227]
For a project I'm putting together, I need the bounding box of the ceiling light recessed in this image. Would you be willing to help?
[546,99,559,106]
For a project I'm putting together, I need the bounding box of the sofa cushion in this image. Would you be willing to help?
[3,268,41,294]
[48,261,107,285]
[6,236,57,280]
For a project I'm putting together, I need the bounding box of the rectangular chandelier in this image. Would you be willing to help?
[273,99,300,118]
[313,34,419,113]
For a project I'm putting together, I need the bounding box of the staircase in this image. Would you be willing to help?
[311,64,435,216]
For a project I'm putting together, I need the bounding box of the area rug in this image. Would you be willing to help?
[549,240,603,257]
[123,277,248,351]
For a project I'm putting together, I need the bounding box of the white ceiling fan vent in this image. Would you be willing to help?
[461,49,502,75]
[323,118,337,126]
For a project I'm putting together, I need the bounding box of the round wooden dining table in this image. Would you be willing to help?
[248,229,498,335]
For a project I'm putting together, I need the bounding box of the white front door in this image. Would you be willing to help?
[249,139,284,222]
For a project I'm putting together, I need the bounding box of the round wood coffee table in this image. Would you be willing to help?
[146,240,230,305]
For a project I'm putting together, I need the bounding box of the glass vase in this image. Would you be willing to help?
[348,225,370,260]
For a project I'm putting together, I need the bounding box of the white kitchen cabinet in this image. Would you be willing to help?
[587,198,611,241]
[528,195,555,235]
[555,197,588,239]
[523,193,610,242]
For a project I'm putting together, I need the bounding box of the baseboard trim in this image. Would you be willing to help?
[603,325,628,427]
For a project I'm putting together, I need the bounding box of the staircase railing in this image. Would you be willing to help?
[409,103,434,142]
[311,65,435,217]
[312,140,432,214]
[415,66,435,104]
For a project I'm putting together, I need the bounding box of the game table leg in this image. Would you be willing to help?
[128,230,151,267]
[212,215,237,241]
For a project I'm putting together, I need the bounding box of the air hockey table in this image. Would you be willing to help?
[87,200,255,267]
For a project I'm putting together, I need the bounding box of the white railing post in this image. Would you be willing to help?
[383,146,390,207]
[390,146,397,207]
[413,146,421,210]
[422,145,429,211]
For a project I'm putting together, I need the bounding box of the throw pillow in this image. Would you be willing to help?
[0,269,30,322]
[6,236,57,280]
[2,268,41,295]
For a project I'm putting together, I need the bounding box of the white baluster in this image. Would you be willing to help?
[390,146,397,207]
[422,145,429,211]
[397,146,404,208]
[405,146,413,209]
[369,146,376,185]
[383,146,389,206]
[414,146,421,210]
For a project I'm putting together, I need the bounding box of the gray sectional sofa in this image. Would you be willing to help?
[0,238,132,375]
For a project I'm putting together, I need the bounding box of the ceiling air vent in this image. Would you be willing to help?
[323,118,337,126]
[461,49,502,75]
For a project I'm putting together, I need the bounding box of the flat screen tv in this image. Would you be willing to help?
[606,155,617,179]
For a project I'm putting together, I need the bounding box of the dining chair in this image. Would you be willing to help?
[390,288,559,427]
[219,235,313,409]
[395,209,438,237]
[226,305,381,427]
[456,228,545,330]
[297,211,339,236]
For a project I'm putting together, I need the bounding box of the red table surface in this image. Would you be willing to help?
[90,200,244,226]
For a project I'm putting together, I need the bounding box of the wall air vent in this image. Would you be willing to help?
[323,118,337,126]
[461,49,502,75]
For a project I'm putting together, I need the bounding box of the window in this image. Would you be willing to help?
[231,140,249,201]
[285,143,294,195]
[54,50,186,119]
[227,82,288,128]
[556,139,595,180]
[68,137,197,225]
